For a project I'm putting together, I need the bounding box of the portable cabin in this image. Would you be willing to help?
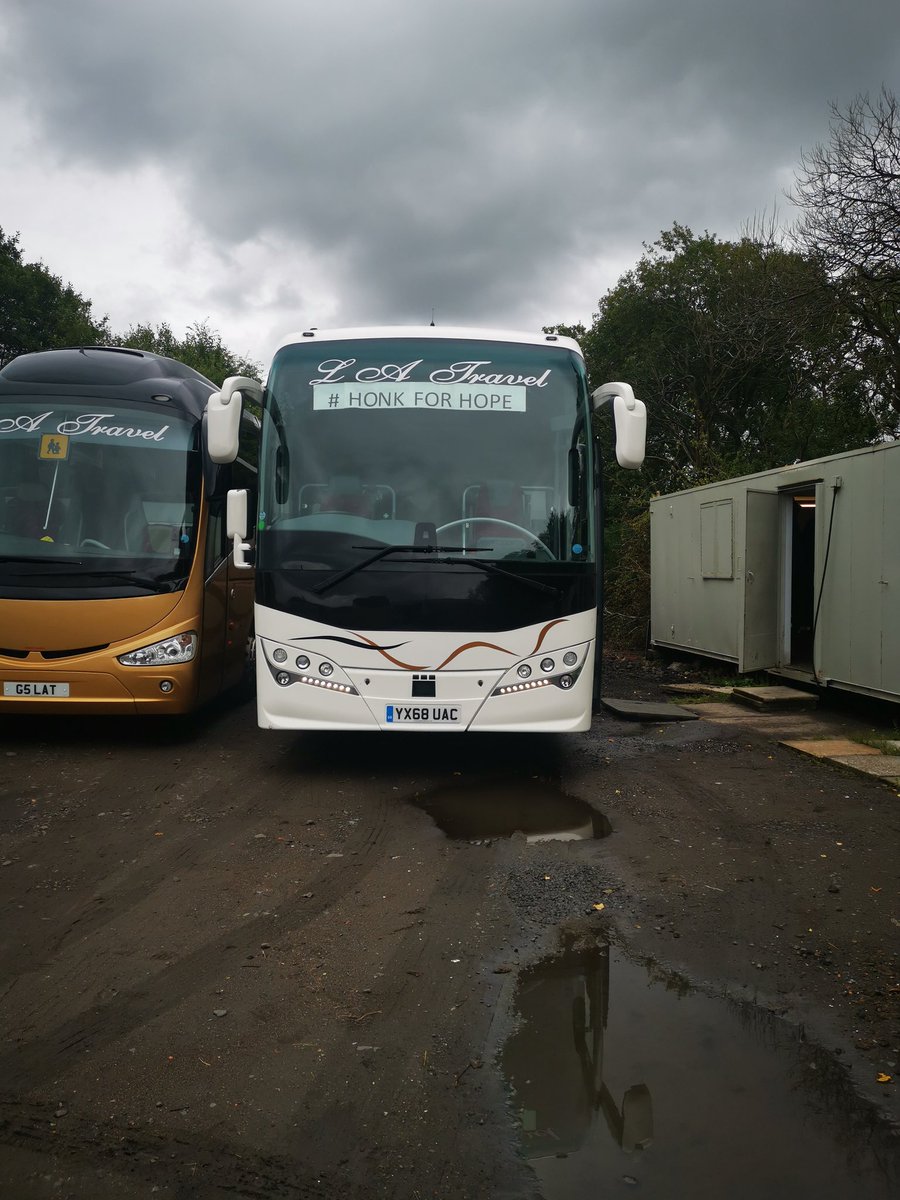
[649,440,899,705]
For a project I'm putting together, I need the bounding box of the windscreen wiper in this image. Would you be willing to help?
[434,555,561,596]
[0,560,169,590]
[313,544,560,597]
[68,570,174,590]
[1,556,86,569]
[313,544,453,594]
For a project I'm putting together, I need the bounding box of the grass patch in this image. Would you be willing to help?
[850,732,900,754]
[703,674,760,688]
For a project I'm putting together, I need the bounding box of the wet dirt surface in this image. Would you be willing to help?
[502,943,893,1199]
[412,779,611,842]
[0,655,897,1198]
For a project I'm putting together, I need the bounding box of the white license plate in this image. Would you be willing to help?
[386,704,461,724]
[3,682,70,698]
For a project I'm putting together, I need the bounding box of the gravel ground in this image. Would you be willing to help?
[0,652,897,1198]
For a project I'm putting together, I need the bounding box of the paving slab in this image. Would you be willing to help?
[680,704,870,741]
[678,701,770,720]
[661,683,734,696]
[732,685,818,710]
[830,754,900,778]
[780,739,882,758]
[600,697,699,721]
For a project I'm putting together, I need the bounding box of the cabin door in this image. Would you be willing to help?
[740,489,780,672]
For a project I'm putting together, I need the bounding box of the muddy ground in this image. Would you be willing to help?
[0,655,897,1199]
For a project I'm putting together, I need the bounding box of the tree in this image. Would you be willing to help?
[117,320,260,384]
[550,224,879,648]
[790,88,900,432]
[576,225,873,496]
[0,228,109,367]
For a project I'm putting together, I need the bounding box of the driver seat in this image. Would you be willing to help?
[473,480,526,536]
[9,484,50,540]
[321,475,371,516]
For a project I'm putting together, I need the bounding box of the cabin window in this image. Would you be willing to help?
[700,499,734,579]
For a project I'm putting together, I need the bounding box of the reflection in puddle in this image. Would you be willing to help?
[415,779,610,842]
[502,944,896,1199]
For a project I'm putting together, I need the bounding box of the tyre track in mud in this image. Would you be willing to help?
[0,717,538,1199]
[0,881,524,1200]
[0,732,360,969]
[0,821,395,1095]
[0,709,400,1098]
[238,824,532,1200]
[0,1094,342,1200]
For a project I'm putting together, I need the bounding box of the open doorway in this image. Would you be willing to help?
[782,490,817,668]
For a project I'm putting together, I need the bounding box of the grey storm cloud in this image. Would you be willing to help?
[2,0,899,333]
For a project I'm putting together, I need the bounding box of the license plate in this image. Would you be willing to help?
[386,704,461,724]
[3,682,70,698]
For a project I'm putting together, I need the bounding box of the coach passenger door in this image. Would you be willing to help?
[198,411,258,702]
[222,413,258,691]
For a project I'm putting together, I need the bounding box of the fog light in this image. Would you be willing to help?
[558,674,574,689]
[319,662,334,676]
[563,651,578,666]
[296,654,310,669]
[159,680,174,694]
[517,664,532,679]
[540,657,555,673]
[272,647,288,663]
[276,671,291,686]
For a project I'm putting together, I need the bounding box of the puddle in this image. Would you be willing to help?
[502,944,896,1199]
[414,779,610,842]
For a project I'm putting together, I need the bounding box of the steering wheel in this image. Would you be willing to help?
[436,517,555,561]
[80,538,111,550]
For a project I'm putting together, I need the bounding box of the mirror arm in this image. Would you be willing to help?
[591,380,636,412]
[591,380,646,470]
[207,377,264,464]
[232,532,254,570]
[221,376,264,407]
[226,488,254,570]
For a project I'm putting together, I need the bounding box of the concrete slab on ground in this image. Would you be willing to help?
[600,697,699,721]
[680,703,869,741]
[781,739,881,758]
[733,685,818,710]
[830,754,900,779]
[679,701,768,720]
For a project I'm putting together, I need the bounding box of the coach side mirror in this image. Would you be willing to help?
[591,382,647,470]
[207,375,263,464]
[207,391,242,464]
[226,488,253,570]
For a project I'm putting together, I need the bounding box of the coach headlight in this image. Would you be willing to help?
[261,640,359,695]
[118,632,197,666]
[492,641,589,698]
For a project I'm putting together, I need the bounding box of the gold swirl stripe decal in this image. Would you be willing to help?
[530,618,568,654]
[333,616,569,672]
[433,641,517,671]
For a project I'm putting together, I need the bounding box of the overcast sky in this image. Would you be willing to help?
[1,0,898,371]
